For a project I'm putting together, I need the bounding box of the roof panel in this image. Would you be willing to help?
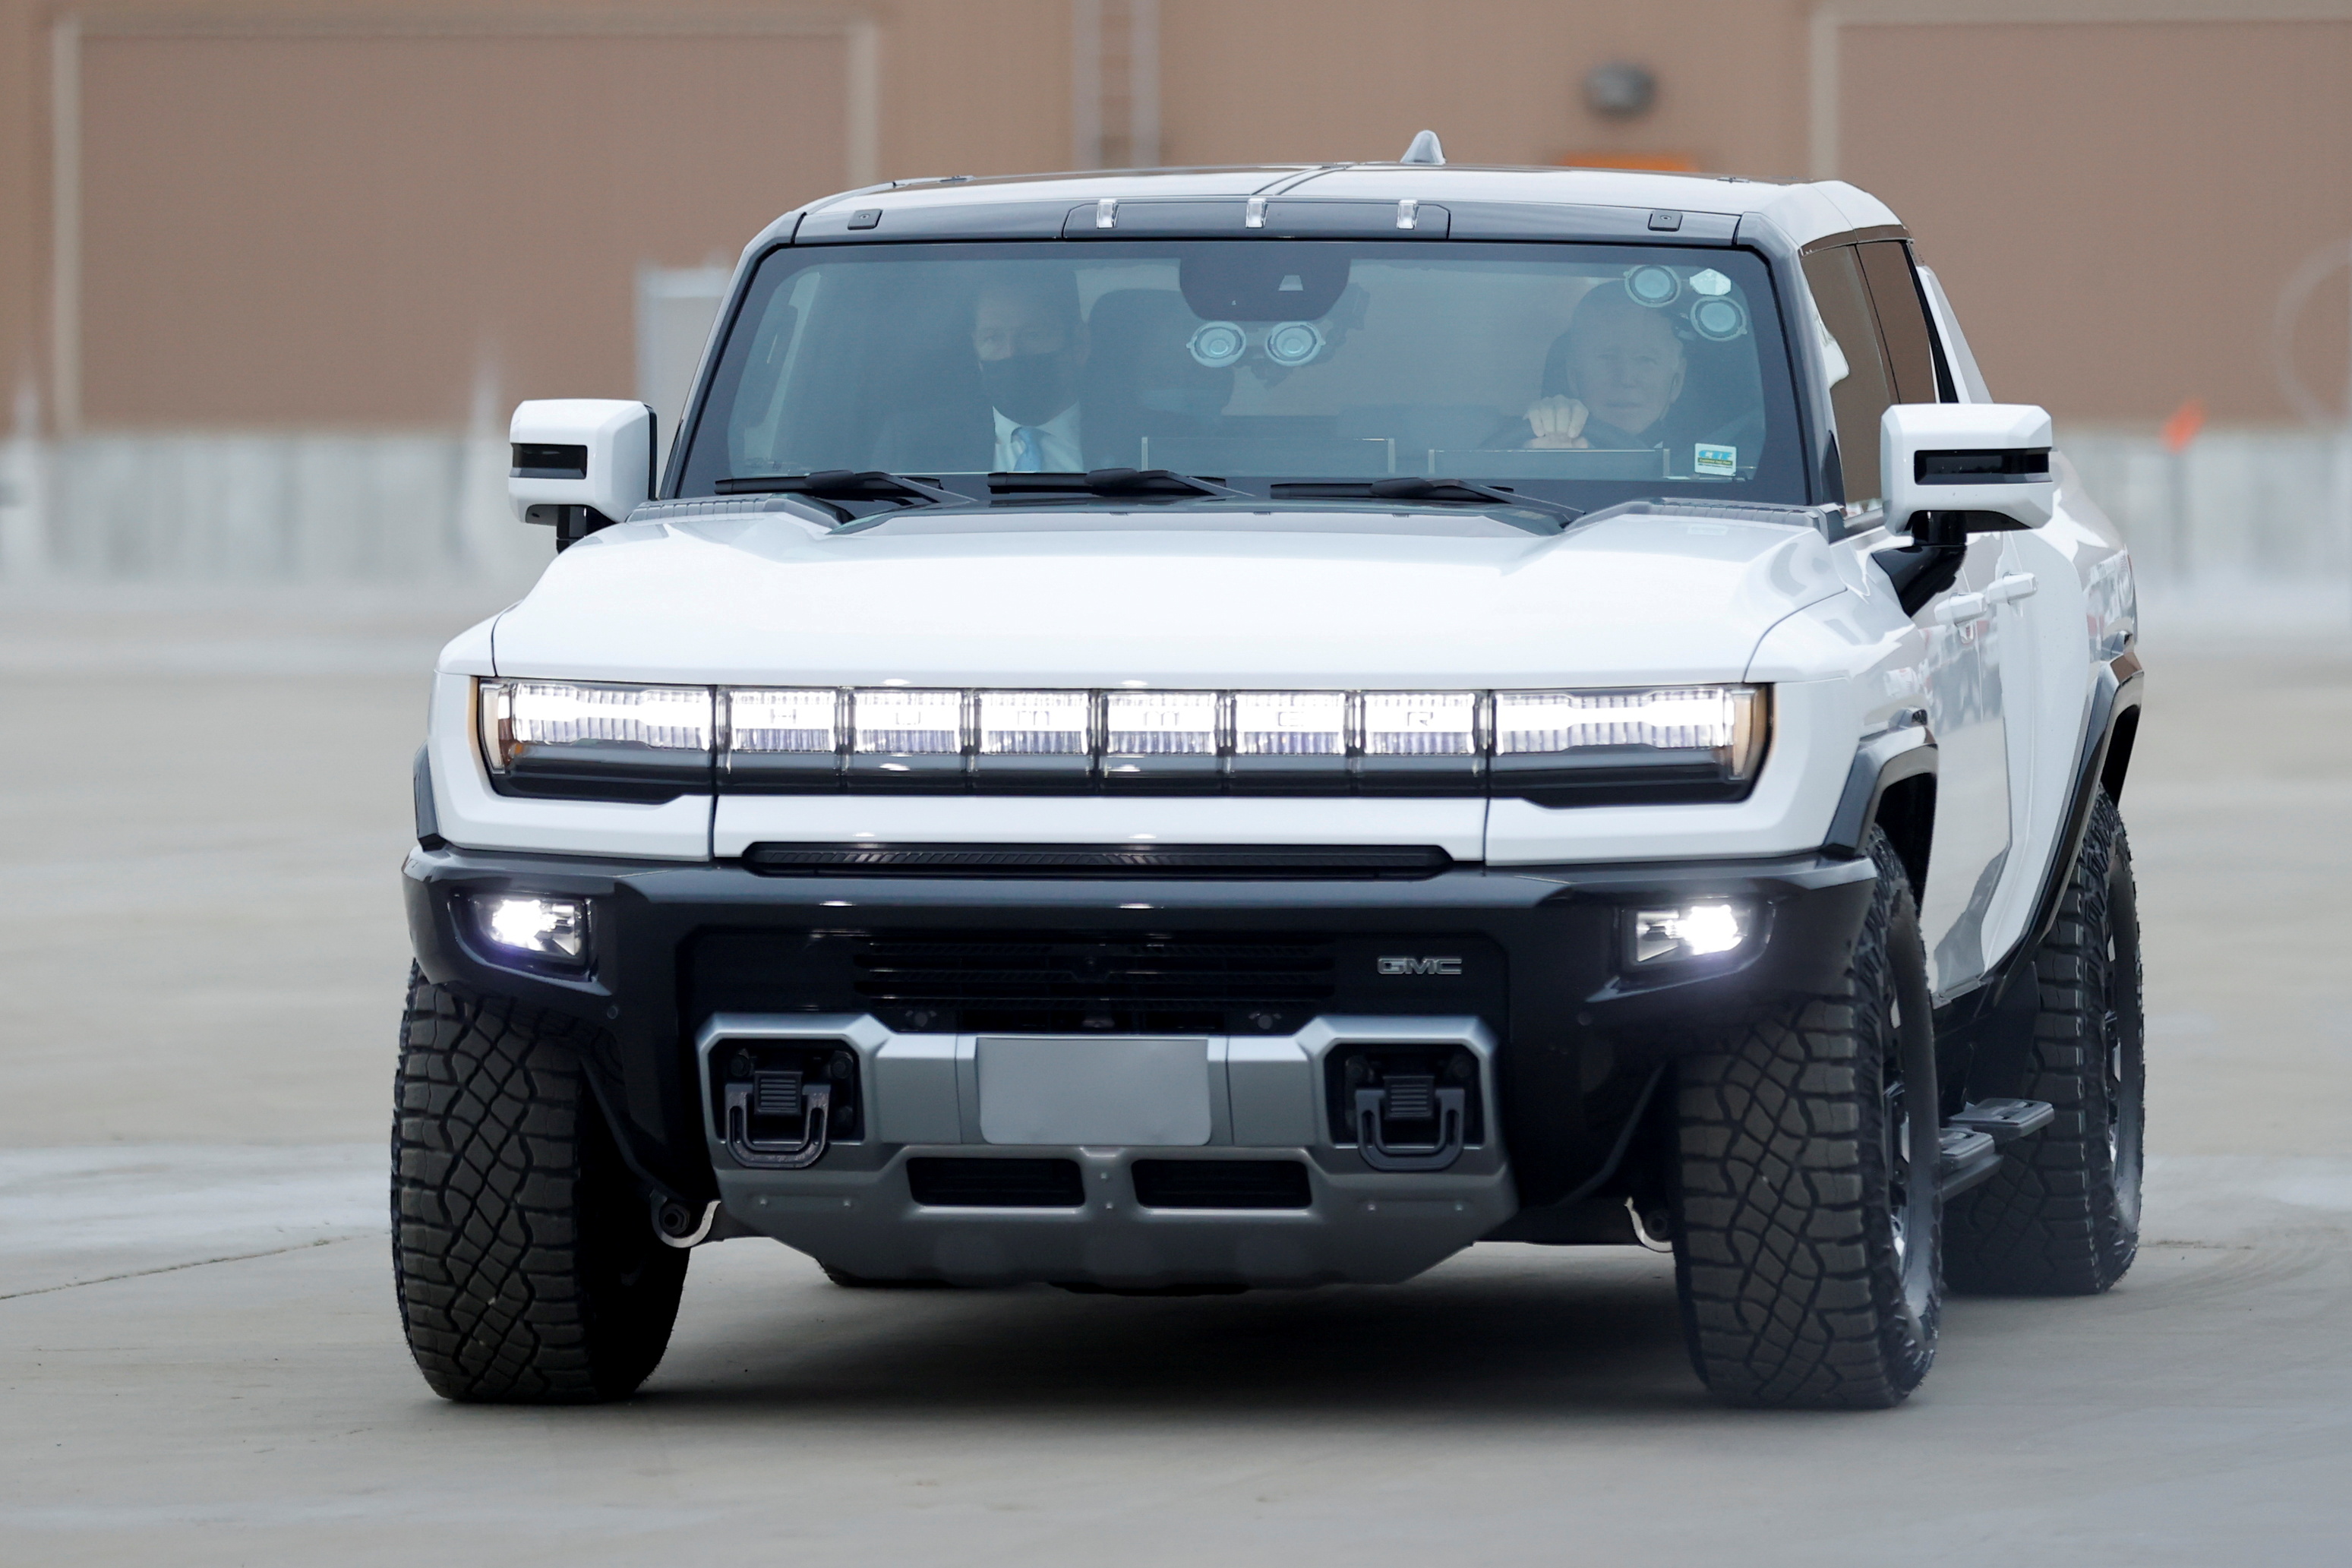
[741,165,1905,258]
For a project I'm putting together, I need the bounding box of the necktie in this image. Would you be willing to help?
[1012,426,1044,472]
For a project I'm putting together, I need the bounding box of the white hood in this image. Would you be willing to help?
[487,505,1847,688]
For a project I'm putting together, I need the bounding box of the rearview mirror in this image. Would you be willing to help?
[1881,402,2054,537]
[509,399,656,546]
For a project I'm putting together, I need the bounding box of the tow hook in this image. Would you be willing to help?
[724,1074,833,1170]
[652,1196,720,1248]
[1355,1076,1467,1172]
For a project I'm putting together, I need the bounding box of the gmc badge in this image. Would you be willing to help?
[1378,955,1463,976]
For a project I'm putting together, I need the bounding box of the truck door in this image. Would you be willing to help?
[1912,260,2095,975]
[1805,241,2013,996]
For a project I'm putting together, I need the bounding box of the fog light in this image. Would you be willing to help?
[478,895,588,965]
[1632,902,1749,964]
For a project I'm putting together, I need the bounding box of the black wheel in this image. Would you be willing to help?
[1948,791,2143,1294]
[1670,828,1941,1408]
[391,967,688,1402]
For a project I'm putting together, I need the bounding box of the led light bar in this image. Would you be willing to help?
[1103,691,1220,756]
[851,689,962,753]
[1362,691,1479,756]
[725,688,840,754]
[1233,692,1346,756]
[475,680,1767,800]
[979,690,1091,755]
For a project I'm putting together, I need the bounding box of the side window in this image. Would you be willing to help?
[1855,241,1944,404]
[1801,245,1896,504]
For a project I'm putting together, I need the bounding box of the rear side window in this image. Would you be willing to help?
[1801,245,1897,505]
[1856,241,1942,404]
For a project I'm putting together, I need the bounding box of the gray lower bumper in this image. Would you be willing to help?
[698,1013,1517,1288]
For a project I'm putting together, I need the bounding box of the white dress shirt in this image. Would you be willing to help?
[992,404,1084,472]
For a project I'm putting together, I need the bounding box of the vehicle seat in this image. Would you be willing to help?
[1083,289,1235,469]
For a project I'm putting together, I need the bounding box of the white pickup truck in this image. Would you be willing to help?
[394,141,2145,1409]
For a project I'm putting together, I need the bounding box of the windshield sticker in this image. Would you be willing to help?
[1694,443,1738,477]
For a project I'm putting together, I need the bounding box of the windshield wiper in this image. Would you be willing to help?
[1270,477,1583,528]
[713,469,974,519]
[987,468,1248,500]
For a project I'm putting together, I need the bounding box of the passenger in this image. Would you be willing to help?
[1520,282,1687,450]
[871,269,1092,473]
[972,271,1089,472]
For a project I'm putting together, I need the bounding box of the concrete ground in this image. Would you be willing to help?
[3,585,2349,1564]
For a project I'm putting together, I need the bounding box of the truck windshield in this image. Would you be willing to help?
[675,239,1805,510]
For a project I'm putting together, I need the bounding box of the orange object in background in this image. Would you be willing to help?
[1554,151,1700,172]
[2161,398,2207,453]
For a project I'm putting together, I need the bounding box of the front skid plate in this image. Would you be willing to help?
[716,1148,1517,1288]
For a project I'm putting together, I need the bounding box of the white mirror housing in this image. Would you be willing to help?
[508,399,655,528]
[1881,402,2054,533]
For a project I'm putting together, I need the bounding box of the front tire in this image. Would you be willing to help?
[391,968,688,1402]
[1947,791,2143,1295]
[1671,830,1942,1408]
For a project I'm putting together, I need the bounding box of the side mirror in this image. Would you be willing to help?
[509,399,656,547]
[1881,402,2054,538]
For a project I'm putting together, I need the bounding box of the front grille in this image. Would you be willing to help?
[907,1157,1084,1207]
[853,930,1336,1033]
[687,928,1501,1038]
[744,843,1451,879]
[1131,1160,1312,1210]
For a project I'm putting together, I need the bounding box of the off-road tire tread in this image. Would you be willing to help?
[1946,792,2141,1295]
[1672,831,1937,1409]
[391,967,686,1402]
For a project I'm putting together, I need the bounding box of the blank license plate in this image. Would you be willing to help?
[975,1036,1213,1147]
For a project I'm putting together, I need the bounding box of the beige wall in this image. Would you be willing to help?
[1839,16,2352,424]
[80,29,851,425]
[2,0,2347,435]
[1157,0,1809,174]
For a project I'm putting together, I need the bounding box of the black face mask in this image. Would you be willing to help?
[979,349,1076,427]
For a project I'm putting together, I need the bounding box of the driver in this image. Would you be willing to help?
[972,271,1089,472]
[1521,282,1687,450]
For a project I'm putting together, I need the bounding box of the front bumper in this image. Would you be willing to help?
[404,847,1876,1278]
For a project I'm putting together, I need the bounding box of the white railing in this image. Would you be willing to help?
[0,430,548,594]
[2063,425,2352,591]
[3,424,2347,610]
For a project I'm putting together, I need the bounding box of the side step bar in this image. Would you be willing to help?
[1937,1098,2056,1200]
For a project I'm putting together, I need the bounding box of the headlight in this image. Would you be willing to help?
[1490,685,1764,803]
[474,680,1767,802]
[477,680,713,798]
[1630,901,1754,965]
[470,893,589,970]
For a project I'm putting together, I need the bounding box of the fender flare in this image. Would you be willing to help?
[412,744,444,849]
[1822,721,1938,873]
[2012,649,2145,965]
